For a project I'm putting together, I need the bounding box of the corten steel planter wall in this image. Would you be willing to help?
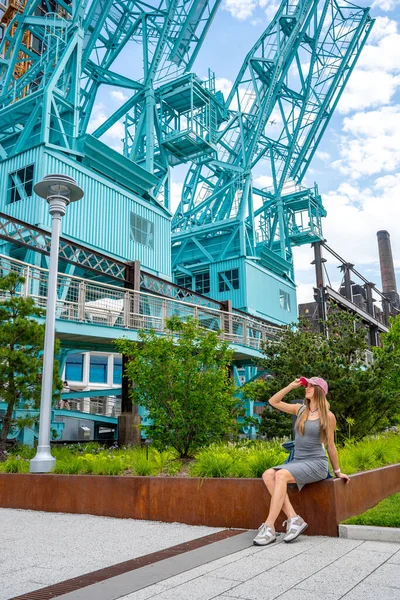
[0,464,399,537]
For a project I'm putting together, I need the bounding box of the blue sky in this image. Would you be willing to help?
[92,0,400,306]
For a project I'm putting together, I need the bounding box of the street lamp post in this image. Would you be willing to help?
[30,175,84,473]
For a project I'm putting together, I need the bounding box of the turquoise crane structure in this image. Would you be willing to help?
[171,0,373,323]
[0,0,373,326]
[0,0,221,278]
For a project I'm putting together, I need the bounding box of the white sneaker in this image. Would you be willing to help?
[283,516,308,543]
[253,523,277,546]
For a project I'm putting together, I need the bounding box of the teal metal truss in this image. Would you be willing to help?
[171,0,373,316]
[0,0,373,324]
[0,0,221,210]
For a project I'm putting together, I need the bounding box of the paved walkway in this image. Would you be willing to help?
[1,509,400,600]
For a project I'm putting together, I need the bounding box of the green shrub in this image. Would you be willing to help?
[8,445,36,459]
[150,448,178,473]
[0,457,30,473]
[52,456,82,474]
[89,454,125,476]
[190,449,235,478]
[130,451,158,476]
[245,447,287,478]
[338,433,400,475]
[166,460,183,475]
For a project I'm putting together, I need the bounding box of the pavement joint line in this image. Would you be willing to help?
[202,536,340,600]
[289,540,396,600]
[216,538,369,600]
[339,548,400,599]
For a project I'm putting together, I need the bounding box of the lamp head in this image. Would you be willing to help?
[34,174,84,205]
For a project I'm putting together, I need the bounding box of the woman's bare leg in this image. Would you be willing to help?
[264,469,297,529]
[262,469,297,521]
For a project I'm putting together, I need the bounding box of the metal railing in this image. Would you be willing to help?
[58,396,121,418]
[0,254,280,350]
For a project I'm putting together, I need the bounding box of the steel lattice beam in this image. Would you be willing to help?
[0,211,127,281]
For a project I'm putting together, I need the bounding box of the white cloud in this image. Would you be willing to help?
[368,16,397,43]
[254,175,273,189]
[372,0,400,11]
[357,32,400,72]
[223,0,257,20]
[215,77,233,98]
[87,103,125,147]
[170,181,184,213]
[333,106,400,179]
[295,282,316,306]
[315,151,330,162]
[222,0,280,21]
[338,70,400,114]
[322,180,400,270]
[110,90,128,103]
[337,23,400,114]
[293,176,400,305]
[261,1,279,21]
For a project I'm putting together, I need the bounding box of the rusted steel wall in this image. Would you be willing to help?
[333,464,400,523]
[0,464,399,537]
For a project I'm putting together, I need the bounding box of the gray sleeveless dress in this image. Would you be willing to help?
[273,407,329,490]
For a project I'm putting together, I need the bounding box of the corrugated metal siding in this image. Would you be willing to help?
[244,261,297,325]
[43,151,171,278]
[0,146,47,224]
[0,147,171,278]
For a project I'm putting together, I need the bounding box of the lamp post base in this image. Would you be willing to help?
[29,447,56,473]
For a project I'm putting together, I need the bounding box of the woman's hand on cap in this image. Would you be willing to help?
[288,379,303,389]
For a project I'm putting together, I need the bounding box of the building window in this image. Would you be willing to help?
[176,275,192,289]
[195,271,210,295]
[89,355,108,384]
[130,213,154,249]
[113,355,122,385]
[8,165,35,204]
[218,268,239,292]
[280,289,291,311]
[65,353,84,382]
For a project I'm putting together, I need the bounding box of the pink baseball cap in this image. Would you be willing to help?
[299,377,328,395]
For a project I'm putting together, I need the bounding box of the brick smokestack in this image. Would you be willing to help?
[377,230,397,293]
[377,230,399,310]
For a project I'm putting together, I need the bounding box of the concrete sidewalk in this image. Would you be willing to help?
[1,509,400,600]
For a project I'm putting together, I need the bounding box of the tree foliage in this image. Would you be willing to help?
[373,313,400,426]
[243,307,398,442]
[242,379,292,439]
[115,316,238,457]
[0,272,62,454]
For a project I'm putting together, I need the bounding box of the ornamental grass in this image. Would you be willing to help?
[0,432,398,478]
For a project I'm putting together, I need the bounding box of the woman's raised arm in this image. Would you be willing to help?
[268,379,303,415]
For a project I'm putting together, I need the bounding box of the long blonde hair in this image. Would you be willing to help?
[296,385,330,444]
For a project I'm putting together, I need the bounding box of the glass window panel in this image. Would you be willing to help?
[280,289,291,311]
[176,275,192,289]
[195,271,210,295]
[113,355,122,385]
[8,164,35,204]
[89,355,108,384]
[218,268,239,292]
[130,213,154,249]
[65,353,84,382]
